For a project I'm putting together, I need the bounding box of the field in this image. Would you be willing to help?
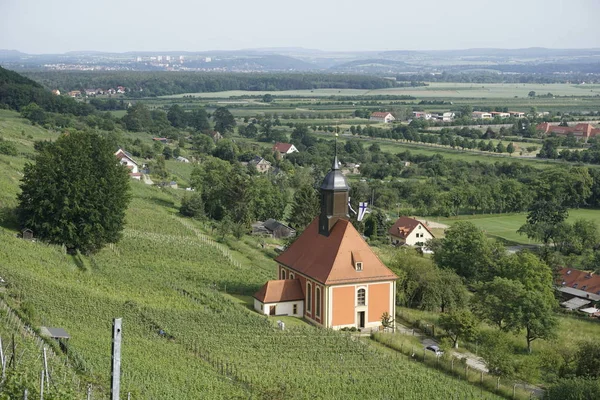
[160,82,600,99]
[437,209,600,244]
[0,113,504,398]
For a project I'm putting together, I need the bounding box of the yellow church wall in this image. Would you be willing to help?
[367,282,390,323]
[331,286,355,326]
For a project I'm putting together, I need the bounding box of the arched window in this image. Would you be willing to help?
[281,269,286,279]
[307,282,312,313]
[357,288,366,306]
[316,287,321,318]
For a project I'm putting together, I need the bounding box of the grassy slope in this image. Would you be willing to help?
[438,209,600,245]
[0,112,502,399]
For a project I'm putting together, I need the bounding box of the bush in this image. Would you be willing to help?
[546,377,600,400]
[0,137,18,156]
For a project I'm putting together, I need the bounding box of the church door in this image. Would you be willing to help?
[270,305,276,315]
[357,311,365,328]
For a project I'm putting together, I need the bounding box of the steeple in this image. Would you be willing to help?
[318,136,350,236]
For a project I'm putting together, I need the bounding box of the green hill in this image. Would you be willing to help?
[0,108,503,398]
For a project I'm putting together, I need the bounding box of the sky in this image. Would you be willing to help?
[1,0,599,54]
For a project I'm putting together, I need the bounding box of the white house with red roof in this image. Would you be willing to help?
[369,112,395,123]
[558,268,600,302]
[115,148,142,180]
[254,154,397,331]
[272,142,298,156]
[388,217,435,246]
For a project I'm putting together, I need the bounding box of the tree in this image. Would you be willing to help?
[472,277,524,330]
[122,103,152,131]
[288,185,320,231]
[189,108,210,131]
[17,131,131,253]
[381,312,394,329]
[518,199,568,245]
[506,142,515,156]
[438,309,479,349]
[213,107,236,133]
[262,94,273,103]
[528,91,536,98]
[167,104,187,128]
[574,340,600,378]
[521,290,557,353]
[180,193,204,219]
[20,102,46,125]
[432,221,504,282]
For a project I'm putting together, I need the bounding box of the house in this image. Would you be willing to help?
[370,112,395,123]
[490,112,511,118]
[472,111,492,120]
[249,156,271,173]
[388,217,435,246]
[536,123,600,141]
[272,142,298,156]
[254,155,397,330]
[438,112,455,122]
[85,89,97,96]
[176,156,190,163]
[95,88,105,95]
[412,111,432,120]
[557,268,600,302]
[115,148,142,180]
[254,280,305,317]
[252,219,296,239]
[509,111,525,118]
[207,131,223,142]
[117,86,126,94]
[152,137,169,144]
[21,228,34,240]
[51,89,60,96]
[341,163,360,176]
[68,90,81,98]
[107,88,116,95]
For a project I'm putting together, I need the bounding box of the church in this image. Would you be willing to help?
[254,153,397,330]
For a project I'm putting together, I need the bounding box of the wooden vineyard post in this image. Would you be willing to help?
[40,370,44,400]
[111,318,123,400]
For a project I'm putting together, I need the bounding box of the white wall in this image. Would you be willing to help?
[254,299,304,316]
[405,223,434,246]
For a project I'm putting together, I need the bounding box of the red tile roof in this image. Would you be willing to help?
[254,279,304,303]
[388,217,434,240]
[558,268,600,295]
[371,112,392,118]
[275,218,397,285]
[273,142,294,153]
[536,123,600,138]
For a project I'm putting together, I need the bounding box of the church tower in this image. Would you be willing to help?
[318,151,350,236]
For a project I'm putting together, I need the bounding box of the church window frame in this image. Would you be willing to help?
[357,288,366,306]
[307,282,312,313]
[315,287,321,318]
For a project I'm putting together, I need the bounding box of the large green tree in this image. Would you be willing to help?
[213,107,236,133]
[17,131,131,253]
[288,185,320,231]
[432,221,504,282]
[438,309,479,349]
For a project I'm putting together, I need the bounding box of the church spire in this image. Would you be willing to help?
[318,137,350,236]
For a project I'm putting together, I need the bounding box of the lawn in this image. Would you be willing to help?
[438,209,600,244]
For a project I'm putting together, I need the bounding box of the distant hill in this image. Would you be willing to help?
[0,66,93,115]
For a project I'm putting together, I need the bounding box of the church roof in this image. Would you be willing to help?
[275,217,397,285]
[254,279,304,303]
[320,156,349,191]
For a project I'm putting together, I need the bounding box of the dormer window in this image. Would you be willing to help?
[352,251,363,272]
[573,283,578,288]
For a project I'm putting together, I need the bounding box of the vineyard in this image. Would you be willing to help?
[0,113,505,398]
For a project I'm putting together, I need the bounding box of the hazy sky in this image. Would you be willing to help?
[1,0,599,53]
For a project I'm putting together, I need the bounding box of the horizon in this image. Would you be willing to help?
[2,0,599,54]
[3,46,600,56]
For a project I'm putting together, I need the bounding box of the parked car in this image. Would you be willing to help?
[425,345,444,357]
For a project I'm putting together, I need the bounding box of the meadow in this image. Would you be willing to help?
[160,82,600,99]
[438,209,600,244]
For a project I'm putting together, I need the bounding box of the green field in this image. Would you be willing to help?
[0,113,504,398]
[438,209,600,244]
[160,82,600,99]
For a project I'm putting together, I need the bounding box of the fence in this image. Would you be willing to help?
[373,332,539,399]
